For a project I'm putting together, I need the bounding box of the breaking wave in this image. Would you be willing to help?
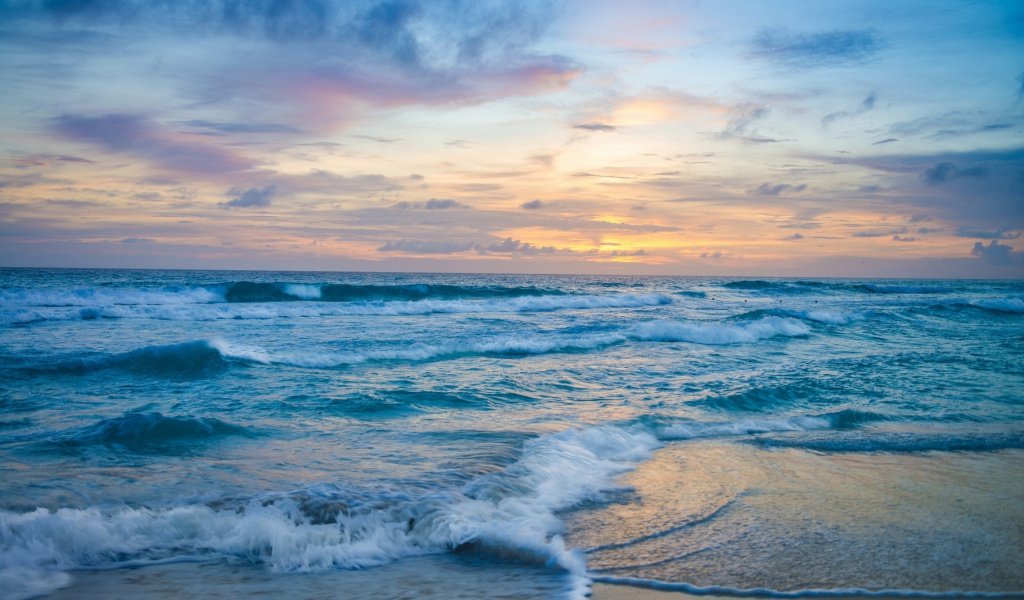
[0,425,661,600]
[631,317,810,344]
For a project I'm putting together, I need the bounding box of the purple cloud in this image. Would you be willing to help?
[53,113,254,176]
[221,185,276,209]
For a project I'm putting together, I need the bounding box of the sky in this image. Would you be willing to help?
[1,0,1022,277]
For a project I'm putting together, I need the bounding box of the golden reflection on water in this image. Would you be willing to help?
[567,441,1024,592]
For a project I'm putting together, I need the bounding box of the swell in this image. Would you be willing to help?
[51,412,251,452]
[43,340,230,378]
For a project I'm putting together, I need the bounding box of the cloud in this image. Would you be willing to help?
[121,237,154,243]
[717,103,782,143]
[479,237,564,255]
[573,123,617,132]
[783,233,804,241]
[822,91,876,126]
[377,239,476,254]
[377,236,575,256]
[955,227,1021,240]
[852,227,906,238]
[392,198,466,210]
[352,135,400,143]
[699,251,724,259]
[748,27,881,69]
[891,235,918,242]
[872,138,898,145]
[179,120,303,134]
[971,240,1019,265]
[828,147,1024,228]
[221,185,276,208]
[11,154,99,167]
[11,2,580,126]
[751,183,807,196]
[54,113,253,175]
[920,161,987,185]
[521,199,545,210]
[610,249,648,256]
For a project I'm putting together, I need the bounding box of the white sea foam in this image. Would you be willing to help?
[591,575,1020,598]
[631,316,810,345]
[282,284,323,300]
[0,425,660,600]
[0,286,224,308]
[656,415,834,441]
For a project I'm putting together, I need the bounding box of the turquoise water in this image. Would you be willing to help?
[1,269,1023,599]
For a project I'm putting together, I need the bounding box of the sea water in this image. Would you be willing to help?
[1,269,1022,599]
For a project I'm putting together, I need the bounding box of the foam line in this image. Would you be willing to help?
[592,576,1024,598]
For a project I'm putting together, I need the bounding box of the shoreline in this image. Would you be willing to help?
[39,563,1024,600]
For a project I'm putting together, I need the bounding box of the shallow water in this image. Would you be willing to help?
[1,269,1022,599]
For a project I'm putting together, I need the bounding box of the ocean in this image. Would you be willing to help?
[1,268,1022,600]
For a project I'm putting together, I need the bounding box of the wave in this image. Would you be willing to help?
[970,297,1024,314]
[211,333,629,368]
[1,293,672,325]
[0,286,223,308]
[632,316,809,344]
[652,410,884,441]
[0,282,559,309]
[53,412,250,452]
[48,340,230,377]
[0,425,661,600]
[749,430,1024,453]
[0,410,894,599]
[734,308,867,326]
[44,317,813,376]
[721,280,784,290]
[857,283,952,294]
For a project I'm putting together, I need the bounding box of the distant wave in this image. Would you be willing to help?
[0,282,560,309]
[856,283,952,294]
[0,286,222,308]
[1,293,673,325]
[721,280,784,290]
